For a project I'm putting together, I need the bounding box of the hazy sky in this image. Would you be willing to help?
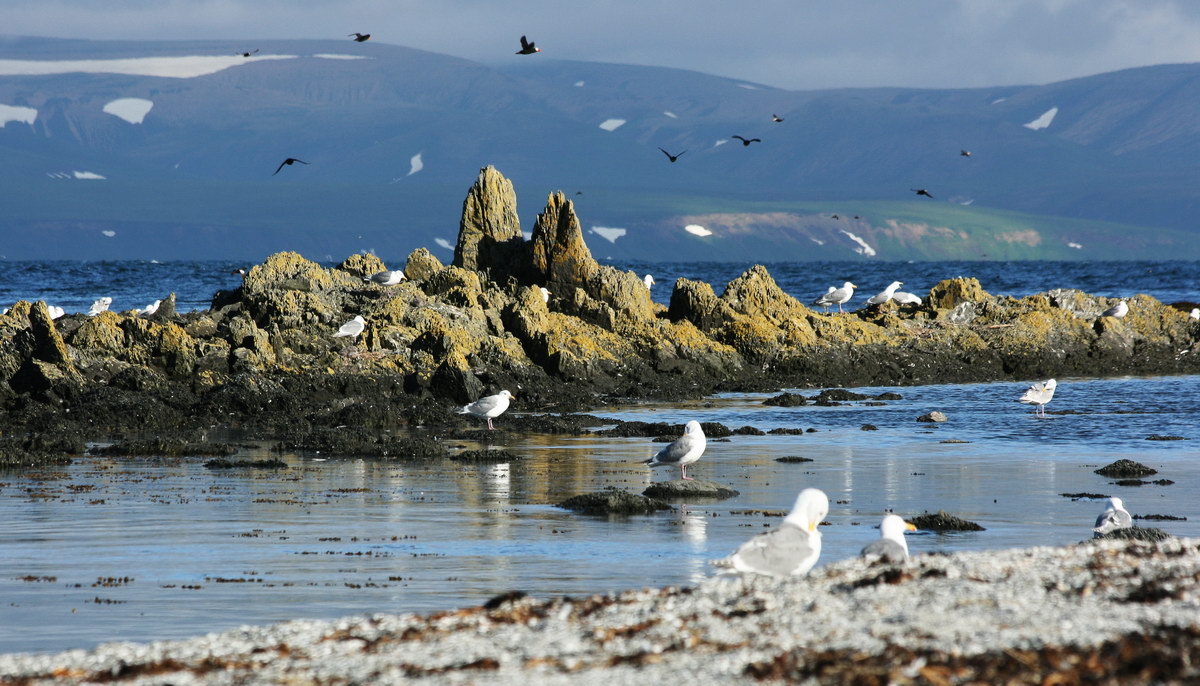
[4,0,1200,90]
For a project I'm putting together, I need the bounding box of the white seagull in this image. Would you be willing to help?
[643,274,656,290]
[891,291,922,306]
[1101,300,1128,319]
[712,488,829,577]
[643,420,706,481]
[828,282,857,313]
[539,287,551,304]
[866,281,903,306]
[1017,378,1057,417]
[47,305,66,320]
[860,514,917,563]
[365,269,405,286]
[1190,308,1199,320]
[333,315,366,340]
[1092,497,1132,538]
[141,300,161,316]
[810,287,836,312]
[86,297,112,317]
[458,390,515,430]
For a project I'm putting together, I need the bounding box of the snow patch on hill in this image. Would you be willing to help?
[841,229,876,256]
[1024,107,1058,130]
[590,226,626,243]
[408,153,424,176]
[684,224,713,237]
[312,54,371,60]
[0,104,37,127]
[104,98,154,124]
[598,118,626,131]
[0,55,296,78]
[73,171,106,180]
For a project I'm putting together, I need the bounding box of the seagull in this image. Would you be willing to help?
[1101,300,1128,319]
[349,33,371,42]
[231,268,247,277]
[1190,308,1199,320]
[86,297,112,317]
[811,287,836,312]
[827,282,857,313]
[712,488,829,577]
[333,315,366,340]
[1092,497,1132,538]
[892,291,923,306]
[866,281,903,306]
[458,390,514,430]
[240,49,259,57]
[140,300,161,316]
[516,35,541,55]
[364,269,405,286]
[273,158,310,175]
[1017,378,1057,417]
[643,274,655,290]
[658,148,686,163]
[47,305,66,320]
[539,287,551,304]
[860,514,917,563]
[771,114,784,122]
[731,135,761,146]
[911,188,934,198]
[960,149,972,157]
[643,420,706,481]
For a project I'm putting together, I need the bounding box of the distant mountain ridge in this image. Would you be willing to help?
[1,36,1198,260]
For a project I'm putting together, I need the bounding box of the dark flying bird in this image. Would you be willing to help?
[732,135,761,146]
[771,114,784,122]
[349,33,371,42]
[658,148,686,163]
[273,158,310,175]
[516,35,541,55]
[240,49,259,57]
[830,214,840,220]
[960,149,972,157]
[911,188,933,198]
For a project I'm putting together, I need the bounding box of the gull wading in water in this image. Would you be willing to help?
[644,420,706,481]
[866,281,903,306]
[1093,497,1132,537]
[333,315,366,340]
[1101,300,1129,319]
[1017,378,1057,417]
[712,488,829,577]
[860,514,917,563]
[458,390,514,430]
[365,269,405,286]
[827,282,857,313]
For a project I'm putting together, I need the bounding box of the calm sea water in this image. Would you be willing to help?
[1,259,1198,314]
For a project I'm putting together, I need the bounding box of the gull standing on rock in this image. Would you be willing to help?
[1189,308,1199,320]
[86,297,112,317]
[892,291,922,306]
[140,300,161,316]
[1017,378,1056,417]
[1093,497,1132,537]
[1101,300,1128,319]
[643,274,655,290]
[365,269,405,286]
[712,488,829,577]
[47,305,66,320]
[866,281,903,306]
[333,315,366,340]
[828,282,857,313]
[539,287,551,304]
[811,287,836,312]
[644,420,706,481]
[458,390,514,431]
[860,514,917,563]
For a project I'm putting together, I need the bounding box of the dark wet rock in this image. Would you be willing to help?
[875,392,903,400]
[204,458,287,469]
[600,420,733,438]
[501,414,610,435]
[557,488,671,515]
[1061,492,1110,500]
[1113,479,1174,487]
[916,411,948,423]
[1145,434,1186,441]
[1134,514,1187,521]
[774,456,814,463]
[1092,526,1173,542]
[940,439,970,444]
[768,428,806,435]
[641,479,739,500]
[861,424,878,431]
[1095,459,1157,477]
[278,430,448,460]
[806,428,818,433]
[449,449,522,463]
[732,426,765,435]
[909,510,985,531]
[815,389,870,402]
[862,401,886,407]
[763,392,807,407]
[90,440,237,457]
[0,434,80,469]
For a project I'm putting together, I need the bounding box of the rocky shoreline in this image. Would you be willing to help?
[2,165,1199,464]
[2,538,1197,684]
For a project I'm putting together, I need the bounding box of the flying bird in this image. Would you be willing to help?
[1017,378,1057,417]
[860,514,918,563]
[827,281,857,313]
[273,158,310,176]
[712,488,829,577]
[643,420,706,481]
[866,281,903,306]
[658,148,686,163]
[911,188,934,198]
[364,269,405,286]
[516,35,541,55]
[732,135,761,146]
[349,33,371,42]
[333,315,366,340]
[1092,497,1132,538]
[1101,300,1129,319]
[960,149,972,157]
[771,114,784,122]
[458,390,515,430]
[830,214,841,220]
[240,49,259,57]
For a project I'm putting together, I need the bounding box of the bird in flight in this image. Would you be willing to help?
[349,33,371,42]
[273,158,310,175]
[771,114,784,122]
[516,35,541,55]
[830,214,840,220]
[658,148,686,163]
[911,188,933,198]
[240,49,259,57]
[732,135,761,146]
[960,149,972,157]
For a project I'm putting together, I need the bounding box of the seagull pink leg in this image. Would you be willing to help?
[487,418,495,430]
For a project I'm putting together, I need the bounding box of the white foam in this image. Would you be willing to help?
[0,104,37,127]
[598,118,626,131]
[1024,107,1058,130]
[684,224,713,237]
[840,229,876,257]
[408,152,424,176]
[0,55,297,79]
[663,111,678,119]
[1067,241,1083,249]
[103,98,153,124]
[101,230,116,237]
[312,54,371,60]
[573,80,585,87]
[589,226,626,243]
[434,238,454,251]
[73,171,106,180]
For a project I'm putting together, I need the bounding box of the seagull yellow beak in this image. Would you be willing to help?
[808,521,818,532]
[905,522,918,531]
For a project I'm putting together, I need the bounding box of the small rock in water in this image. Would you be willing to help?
[732,426,766,435]
[874,392,903,400]
[1145,434,1186,441]
[1134,514,1187,521]
[557,488,671,515]
[1095,459,1157,478]
[768,428,805,435]
[916,411,948,423]
[909,509,985,531]
[815,389,871,402]
[204,458,287,469]
[1061,492,1110,500]
[1092,526,1173,542]
[774,455,814,463]
[763,392,807,407]
[940,439,970,444]
[450,449,522,463]
[861,424,878,431]
[642,479,739,500]
[1112,478,1174,487]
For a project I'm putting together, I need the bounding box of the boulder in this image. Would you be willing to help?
[404,248,444,281]
[337,253,387,279]
[557,488,671,515]
[642,479,739,500]
[917,411,948,423]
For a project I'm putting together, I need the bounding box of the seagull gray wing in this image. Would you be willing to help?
[727,524,816,576]
[860,538,907,563]
[465,394,505,417]
[653,433,699,465]
[1093,508,1132,535]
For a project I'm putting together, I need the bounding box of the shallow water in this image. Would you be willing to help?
[1,375,1197,655]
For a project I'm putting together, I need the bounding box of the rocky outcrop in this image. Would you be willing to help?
[454,166,523,275]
